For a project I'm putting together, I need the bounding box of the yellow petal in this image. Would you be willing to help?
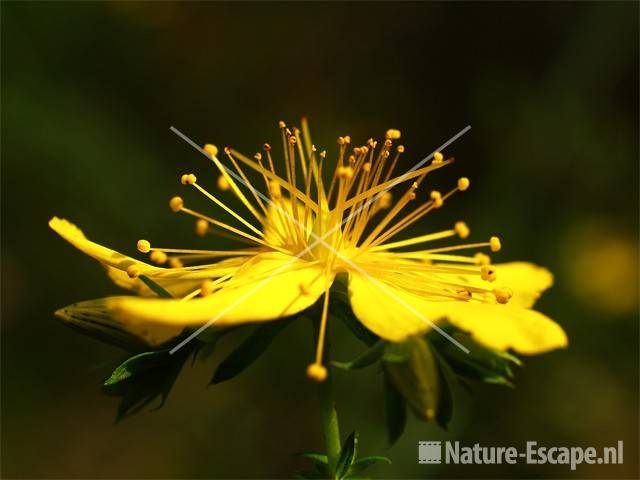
[104,265,204,298]
[348,271,433,342]
[55,297,183,347]
[111,252,331,342]
[485,262,553,308]
[348,271,567,354]
[431,301,567,355]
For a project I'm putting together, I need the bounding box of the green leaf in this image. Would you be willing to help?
[432,348,455,430]
[347,456,392,477]
[332,340,386,370]
[384,337,439,421]
[294,452,328,464]
[138,275,173,298]
[336,430,358,479]
[435,332,519,387]
[102,344,195,421]
[211,319,291,384]
[383,371,407,445]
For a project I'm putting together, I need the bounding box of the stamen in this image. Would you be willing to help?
[149,251,168,265]
[308,277,332,383]
[385,128,401,140]
[126,265,140,278]
[490,236,502,252]
[195,219,209,237]
[457,177,470,191]
[433,151,444,164]
[137,239,151,253]
[481,265,497,282]
[493,287,513,304]
[454,221,470,239]
[217,175,230,191]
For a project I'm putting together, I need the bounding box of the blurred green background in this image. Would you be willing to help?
[2,2,638,479]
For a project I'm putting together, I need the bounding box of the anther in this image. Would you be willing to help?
[223,146,231,155]
[384,139,392,147]
[481,265,497,282]
[195,219,209,237]
[320,150,327,158]
[204,144,218,157]
[362,162,372,173]
[181,173,197,185]
[397,145,405,153]
[137,239,151,253]
[268,181,282,199]
[169,257,183,268]
[263,143,271,151]
[150,251,168,265]
[200,280,216,297]
[337,136,345,145]
[278,120,286,129]
[493,287,513,304]
[490,236,502,252]
[126,265,140,279]
[306,363,328,382]
[430,190,443,208]
[474,252,491,265]
[254,152,262,161]
[337,166,354,180]
[379,191,393,209]
[454,221,470,239]
[289,136,297,144]
[433,151,444,164]
[385,128,401,140]
[457,289,472,301]
[169,196,184,212]
[457,177,470,191]
[344,135,351,144]
[217,175,230,191]
[311,145,317,152]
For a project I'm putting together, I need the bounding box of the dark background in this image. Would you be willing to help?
[2,2,638,478]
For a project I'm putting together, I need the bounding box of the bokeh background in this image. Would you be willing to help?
[2,2,638,479]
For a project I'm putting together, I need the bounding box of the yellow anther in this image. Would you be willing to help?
[149,251,168,265]
[362,162,371,173]
[337,136,345,145]
[361,146,369,155]
[408,192,417,201]
[490,236,502,252]
[181,173,197,185]
[126,265,140,279]
[217,174,230,191]
[263,143,271,151]
[457,289,472,301]
[306,363,328,382]
[385,128,401,140]
[195,219,209,237]
[454,221,470,239]
[254,152,262,161]
[433,151,444,164]
[474,252,491,265]
[169,196,184,212]
[203,144,218,156]
[493,287,513,304]
[353,147,362,155]
[481,265,497,282]
[299,282,311,295]
[337,166,354,180]
[289,136,297,144]
[278,120,286,128]
[224,146,232,155]
[137,239,151,253]
[379,191,393,209]
[344,135,351,144]
[268,181,282,199]
[430,190,443,208]
[397,145,405,153]
[457,177,470,191]
[384,139,392,147]
[169,257,183,268]
[200,280,217,297]
[311,145,317,152]
[320,150,327,158]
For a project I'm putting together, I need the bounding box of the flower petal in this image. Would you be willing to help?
[111,252,331,342]
[348,271,433,342]
[431,301,568,355]
[348,271,567,354]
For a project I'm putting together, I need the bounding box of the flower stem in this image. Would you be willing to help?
[311,317,342,476]
[319,368,341,475]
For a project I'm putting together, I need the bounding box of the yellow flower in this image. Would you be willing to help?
[51,120,567,380]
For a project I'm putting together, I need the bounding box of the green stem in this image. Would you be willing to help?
[319,368,341,475]
[311,317,342,476]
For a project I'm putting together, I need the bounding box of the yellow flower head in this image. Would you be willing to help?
[51,119,567,380]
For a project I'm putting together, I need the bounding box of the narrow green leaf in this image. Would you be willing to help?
[383,371,406,445]
[332,340,386,370]
[104,351,167,386]
[347,456,392,477]
[336,430,358,479]
[211,319,291,384]
[294,452,329,465]
[138,275,173,298]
